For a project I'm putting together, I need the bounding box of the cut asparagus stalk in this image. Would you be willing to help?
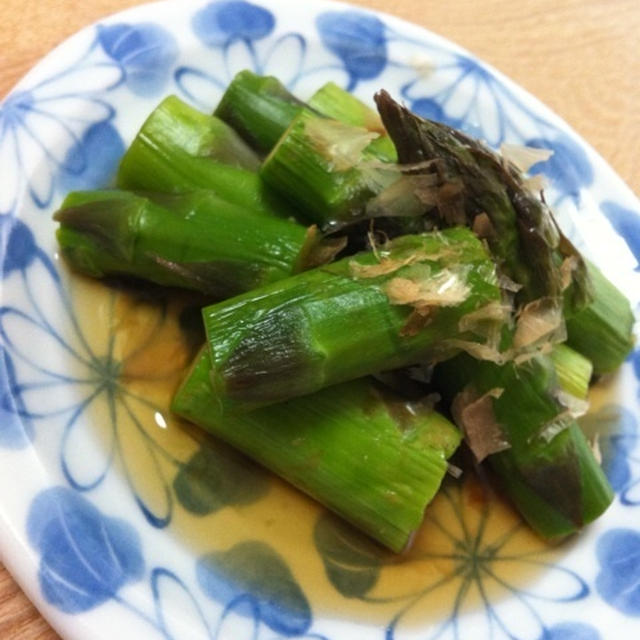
[308,81,397,162]
[434,353,613,538]
[550,343,593,399]
[374,90,592,313]
[54,190,311,298]
[117,95,295,218]
[565,261,635,374]
[213,71,396,161]
[172,348,461,552]
[214,70,309,154]
[260,109,397,229]
[202,227,504,415]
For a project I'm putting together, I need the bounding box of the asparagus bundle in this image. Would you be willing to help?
[54,190,313,298]
[52,72,633,551]
[173,349,461,552]
[202,227,505,415]
[117,95,296,218]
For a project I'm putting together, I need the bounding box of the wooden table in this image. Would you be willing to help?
[1,0,639,637]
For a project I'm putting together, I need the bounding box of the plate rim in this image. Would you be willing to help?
[1,1,639,639]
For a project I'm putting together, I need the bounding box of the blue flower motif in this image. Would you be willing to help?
[316,11,387,89]
[198,540,312,637]
[0,90,115,213]
[525,133,594,205]
[596,528,640,616]
[0,48,121,214]
[542,622,601,640]
[27,486,143,613]
[177,17,315,110]
[401,51,593,164]
[600,201,640,271]
[97,22,178,96]
[58,121,125,193]
[193,1,275,47]
[313,481,589,640]
[402,54,515,145]
[0,216,48,449]
[1,216,40,276]
[0,242,198,524]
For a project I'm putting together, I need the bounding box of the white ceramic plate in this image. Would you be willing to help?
[1,1,640,639]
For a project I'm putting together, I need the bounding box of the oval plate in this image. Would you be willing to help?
[1,1,640,639]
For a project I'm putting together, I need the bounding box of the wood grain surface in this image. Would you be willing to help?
[1,0,639,637]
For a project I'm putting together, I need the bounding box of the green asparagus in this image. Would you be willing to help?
[214,71,396,161]
[173,348,461,552]
[550,343,593,399]
[374,89,592,312]
[214,70,310,154]
[308,81,397,161]
[54,190,313,298]
[375,90,633,370]
[434,352,613,538]
[260,109,398,229]
[50,73,631,551]
[202,227,505,415]
[566,261,635,374]
[117,95,295,218]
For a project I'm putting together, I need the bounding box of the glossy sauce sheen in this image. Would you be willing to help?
[75,273,573,627]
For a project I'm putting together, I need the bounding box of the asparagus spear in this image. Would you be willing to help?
[374,90,591,312]
[54,190,313,298]
[213,71,396,161]
[260,109,397,229]
[307,81,397,162]
[550,343,593,399]
[565,261,635,374]
[173,348,461,552]
[434,352,613,538]
[213,73,404,230]
[202,227,505,415]
[375,90,633,371]
[213,70,310,154]
[117,95,295,218]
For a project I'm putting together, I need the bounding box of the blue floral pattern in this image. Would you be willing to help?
[596,529,640,616]
[314,482,590,640]
[176,1,312,109]
[1,1,639,639]
[0,248,203,526]
[192,0,275,47]
[316,11,387,89]
[27,486,144,612]
[97,23,178,96]
[198,541,312,637]
[0,20,177,216]
[0,89,116,214]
